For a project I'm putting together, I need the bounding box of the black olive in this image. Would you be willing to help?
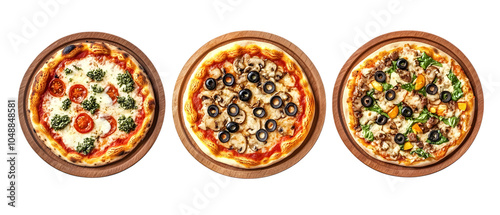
[256,129,268,142]
[205,78,216,90]
[265,119,277,132]
[285,102,298,116]
[385,90,396,101]
[361,95,373,107]
[394,133,406,145]
[253,107,266,118]
[227,103,239,117]
[374,71,387,83]
[401,106,413,117]
[428,130,441,142]
[239,89,252,101]
[396,58,408,70]
[226,122,239,133]
[263,81,276,94]
[207,105,219,117]
[440,91,452,103]
[247,71,260,83]
[375,115,388,125]
[270,96,283,109]
[222,73,235,86]
[218,130,230,143]
[426,83,438,95]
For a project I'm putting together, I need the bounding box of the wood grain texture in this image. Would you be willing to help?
[173,31,326,178]
[18,32,165,177]
[333,31,484,177]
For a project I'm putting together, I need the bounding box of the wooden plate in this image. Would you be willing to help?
[18,32,165,177]
[333,31,484,177]
[173,31,326,178]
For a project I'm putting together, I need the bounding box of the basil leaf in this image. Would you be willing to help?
[417,52,443,70]
[414,108,430,123]
[361,124,374,142]
[443,116,459,128]
[385,61,398,74]
[448,70,463,101]
[411,148,432,159]
[382,83,393,91]
[365,104,389,118]
[401,83,414,92]
[417,87,427,96]
[426,131,449,145]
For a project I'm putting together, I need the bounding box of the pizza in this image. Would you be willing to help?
[28,42,155,166]
[344,42,474,166]
[183,40,315,169]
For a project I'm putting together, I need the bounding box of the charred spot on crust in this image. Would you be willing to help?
[69,157,78,163]
[62,45,76,55]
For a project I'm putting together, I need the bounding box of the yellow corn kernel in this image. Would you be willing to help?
[403,142,413,150]
[429,106,437,113]
[458,102,467,111]
[415,74,426,90]
[371,80,383,91]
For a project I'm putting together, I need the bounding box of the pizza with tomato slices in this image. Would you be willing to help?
[28,42,155,166]
[183,40,315,169]
[344,42,474,166]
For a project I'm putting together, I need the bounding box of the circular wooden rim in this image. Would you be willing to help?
[333,31,484,177]
[18,32,165,177]
[173,31,326,178]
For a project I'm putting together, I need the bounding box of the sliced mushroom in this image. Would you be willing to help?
[229,133,247,154]
[250,99,262,108]
[215,89,238,108]
[425,65,440,84]
[232,109,246,124]
[247,135,265,152]
[274,67,284,81]
[261,60,277,79]
[246,116,260,134]
[209,68,223,80]
[245,56,264,73]
[200,114,228,132]
[276,91,292,102]
[233,57,245,74]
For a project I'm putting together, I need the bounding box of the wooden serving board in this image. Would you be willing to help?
[18,32,165,177]
[173,31,326,178]
[333,31,484,177]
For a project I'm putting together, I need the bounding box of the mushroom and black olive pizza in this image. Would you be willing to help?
[28,42,155,166]
[344,42,474,166]
[183,40,315,168]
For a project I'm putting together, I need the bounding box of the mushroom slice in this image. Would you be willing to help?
[215,89,238,108]
[232,109,246,124]
[248,135,265,152]
[261,60,277,79]
[233,57,245,74]
[229,133,247,154]
[274,67,284,81]
[245,56,264,73]
[246,116,261,134]
[276,91,292,103]
[209,68,223,80]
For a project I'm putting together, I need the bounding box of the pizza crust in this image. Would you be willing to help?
[343,41,474,167]
[183,40,315,169]
[28,42,155,167]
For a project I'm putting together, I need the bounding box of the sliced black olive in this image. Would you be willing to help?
[428,130,441,142]
[226,122,239,133]
[440,91,452,103]
[394,133,406,145]
[401,106,413,117]
[265,119,277,132]
[205,78,216,90]
[270,96,283,109]
[426,83,438,95]
[247,71,260,83]
[285,102,298,116]
[263,81,276,94]
[361,95,373,107]
[374,71,386,83]
[385,89,396,101]
[256,129,268,142]
[239,89,252,101]
[396,58,408,70]
[375,115,388,125]
[218,130,230,143]
[227,103,239,117]
[207,105,219,117]
[222,73,235,86]
[253,107,266,118]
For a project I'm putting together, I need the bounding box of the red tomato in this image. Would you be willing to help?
[105,84,119,104]
[100,115,117,138]
[74,113,94,133]
[48,79,66,97]
[69,84,88,103]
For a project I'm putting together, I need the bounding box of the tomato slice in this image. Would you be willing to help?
[100,115,117,138]
[74,113,94,133]
[105,84,119,104]
[69,84,88,103]
[48,78,66,97]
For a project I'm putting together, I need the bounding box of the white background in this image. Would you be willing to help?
[1,1,499,214]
